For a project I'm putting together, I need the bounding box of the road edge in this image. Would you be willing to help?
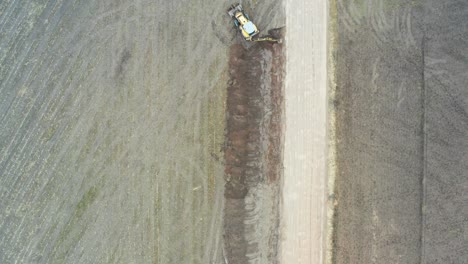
[281,0,329,263]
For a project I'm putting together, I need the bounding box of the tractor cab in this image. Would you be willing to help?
[228,4,259,41]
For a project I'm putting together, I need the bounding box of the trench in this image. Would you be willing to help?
[223,28,285,264]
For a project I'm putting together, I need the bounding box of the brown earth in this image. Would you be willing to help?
[330,1,468,263]
[223,28,285,264]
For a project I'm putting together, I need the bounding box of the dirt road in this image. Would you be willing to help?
[281,0,328,263]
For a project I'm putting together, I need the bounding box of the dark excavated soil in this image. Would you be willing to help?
[223,28,285,264]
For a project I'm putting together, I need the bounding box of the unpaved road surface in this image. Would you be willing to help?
[281,0,328,263]
[330,0,468,263]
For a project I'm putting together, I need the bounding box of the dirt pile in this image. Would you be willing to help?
[223,28,285,264]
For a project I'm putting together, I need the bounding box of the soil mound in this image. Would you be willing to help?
[223,28,285,263]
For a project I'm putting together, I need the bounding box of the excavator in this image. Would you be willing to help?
[227,4,281,43]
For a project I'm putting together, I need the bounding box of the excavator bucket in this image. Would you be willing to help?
[227,3,243,17]
[253,36,282,43]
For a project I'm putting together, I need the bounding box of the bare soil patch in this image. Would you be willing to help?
[223,28,285,264]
